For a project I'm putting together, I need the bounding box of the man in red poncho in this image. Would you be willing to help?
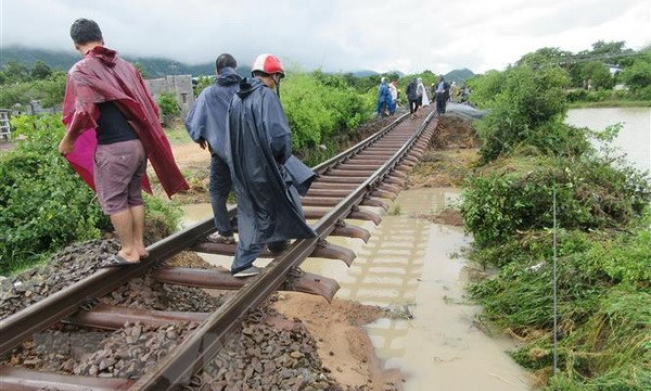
[58,18,189,267]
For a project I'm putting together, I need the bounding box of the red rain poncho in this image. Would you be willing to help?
[62,46,188,197]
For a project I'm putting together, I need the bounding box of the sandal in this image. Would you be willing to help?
[99,254,140,268]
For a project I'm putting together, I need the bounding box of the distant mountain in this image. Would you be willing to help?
[444,68,475,84]
[350,69,379,77]
[1,47,80,71]
[1,47,474,82]
[0,46,219,78]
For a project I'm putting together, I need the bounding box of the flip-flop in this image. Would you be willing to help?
[99,254,140,268]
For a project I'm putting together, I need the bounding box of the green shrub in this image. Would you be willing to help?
[461,155,650,248]
[0,114,181,274]
[0,115,107,273]
[469,65,574,162]
[282,71,373,156]
[0,72,66,110]
[157,92,181,118]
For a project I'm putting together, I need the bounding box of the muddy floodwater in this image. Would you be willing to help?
[566,107,651,172]
[182,187,533,390]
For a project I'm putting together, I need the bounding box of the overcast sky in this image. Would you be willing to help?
[1,0,649,74]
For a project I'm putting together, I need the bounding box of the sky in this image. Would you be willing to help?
[1,0,649,75]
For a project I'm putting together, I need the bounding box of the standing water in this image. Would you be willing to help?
[565,107,651,172]
[300,189,532,390]
[182,188,533,390]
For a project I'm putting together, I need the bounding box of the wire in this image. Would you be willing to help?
[553,187,559,375]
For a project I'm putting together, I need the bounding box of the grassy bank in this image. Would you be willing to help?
[459,61,651,390]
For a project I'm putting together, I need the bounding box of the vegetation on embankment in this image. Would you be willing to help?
[462,53,651,390]
[0,115,181,275]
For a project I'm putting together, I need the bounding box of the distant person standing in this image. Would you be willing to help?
[450,81,460,102]
[59,18,188,267]
[225,54,317,277]
[185,53,242,245]
[388,80,398,115]
[376,77,393,117]
[435,75,449,115]
[417,77,430,106]
[406,78,420,116]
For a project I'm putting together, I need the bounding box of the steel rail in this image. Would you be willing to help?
[131,111,436,390]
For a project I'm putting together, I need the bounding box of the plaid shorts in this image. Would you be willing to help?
[93,139,146,215]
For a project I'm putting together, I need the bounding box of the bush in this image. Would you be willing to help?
[469,65,573,162]
[157,92,181,118]
[0,72,66,110]
[460,155,650,248]
[282,71,373,156]
[0,114,181,274]
[0,115,107,273]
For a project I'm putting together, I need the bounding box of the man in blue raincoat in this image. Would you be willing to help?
[185,54,242,244]
[225,54,316,277]
[376,77,393,117]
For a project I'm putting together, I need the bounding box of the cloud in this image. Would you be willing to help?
[1,0,649,74]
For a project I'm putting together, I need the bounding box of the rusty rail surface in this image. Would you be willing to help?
[0,109,438,391]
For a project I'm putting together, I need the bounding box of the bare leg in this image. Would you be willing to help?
[130,204,148,258]
[110,208,140,263]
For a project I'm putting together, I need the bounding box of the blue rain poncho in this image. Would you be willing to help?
[225,77,316,248]
[376,80,393,114]
[185,67,241,160]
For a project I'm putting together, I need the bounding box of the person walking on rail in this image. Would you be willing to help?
[406,78,420,116]
[58,18,189,267]
[435,74,449,115]
[185,53,242,245]
[225,53,317,278]
[376,77,393,117]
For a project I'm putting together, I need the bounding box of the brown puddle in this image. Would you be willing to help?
[182,188,533,390]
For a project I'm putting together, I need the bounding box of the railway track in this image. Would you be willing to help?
[0,108,438,390]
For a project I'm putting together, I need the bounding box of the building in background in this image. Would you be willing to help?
[145,75,195,117]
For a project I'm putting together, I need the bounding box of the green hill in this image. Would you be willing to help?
[0,46,217,78]
[1,46,476,82]
[444,68,475,84]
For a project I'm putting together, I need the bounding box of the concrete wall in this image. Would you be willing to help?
[145,75,195,117]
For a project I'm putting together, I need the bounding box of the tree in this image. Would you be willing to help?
[590,40,627,56]
[3,60,30,83]
[37,72,67,108]
[620,56,651,98]
[193,75,214,97]
[470,65,587,162]
[31,61,52,80]
[517,47,573,69]
[581,61,613,90]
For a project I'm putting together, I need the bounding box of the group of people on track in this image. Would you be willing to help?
[59,18,315,277]
[377,74,452,117]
